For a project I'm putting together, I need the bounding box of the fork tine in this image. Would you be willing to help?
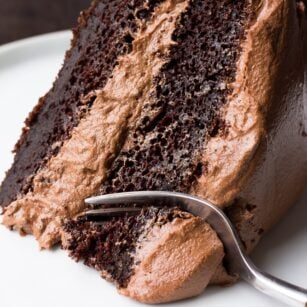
[85,192,152,205]
[83,191,181,220]
[85,191,179,206]
[82,207,142,219]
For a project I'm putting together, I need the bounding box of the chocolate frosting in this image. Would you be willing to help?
[120,215,223,304]
[226,0,307,250]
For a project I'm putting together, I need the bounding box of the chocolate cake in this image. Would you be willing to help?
[1,0,306,304]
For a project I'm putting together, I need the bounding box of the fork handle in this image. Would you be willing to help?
[242,262,307,306]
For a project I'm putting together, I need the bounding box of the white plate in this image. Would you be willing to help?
[0,31,306,307]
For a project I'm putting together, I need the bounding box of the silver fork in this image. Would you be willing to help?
[84,191,307,306]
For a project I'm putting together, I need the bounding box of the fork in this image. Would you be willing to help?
[84,191,307,306]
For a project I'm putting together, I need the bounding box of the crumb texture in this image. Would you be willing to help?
[101,0,252,195]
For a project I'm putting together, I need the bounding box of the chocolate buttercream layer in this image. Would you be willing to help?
[121,214,224,304]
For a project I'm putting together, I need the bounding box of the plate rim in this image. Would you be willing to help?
[0,30,71,56]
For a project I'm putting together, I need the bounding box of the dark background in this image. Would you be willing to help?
[0,0,91,45]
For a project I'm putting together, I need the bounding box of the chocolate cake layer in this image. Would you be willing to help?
[0,0,160,207]
[101,0,253,195]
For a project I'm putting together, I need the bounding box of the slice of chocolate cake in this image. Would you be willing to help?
[1,0,307,304]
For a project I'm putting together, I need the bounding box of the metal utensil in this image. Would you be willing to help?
[84,191,307,306]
